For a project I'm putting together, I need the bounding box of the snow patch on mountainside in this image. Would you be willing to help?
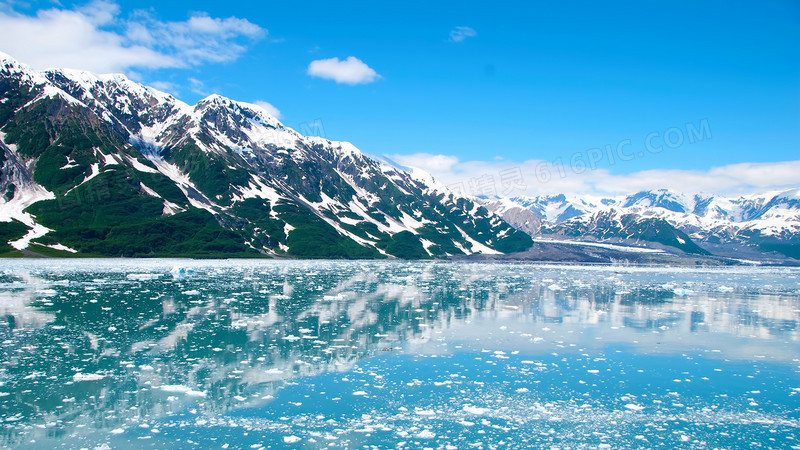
[10,223,51,250]
[44,243,78,253]
[122,155,159,173]
[236,176,284,205]
[139,183,161,198]
[63,163,100,196]
[0,184,53,228]
[146,156,217,213]
[0,131,56,248]
[453,225,501,255]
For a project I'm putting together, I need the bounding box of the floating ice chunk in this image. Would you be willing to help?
[283,436,301,444]
[672,288,693,296]
[110,428,125,434]
[72,372,106,382]
[182,290,201,296]
[353,391,368,396]
[624,403,644,411]
[416,430,436,439]
[265,368,283,374]
[157,385,206,397]
[463,405,487,415]
[170,266,195,279]
[516,387,530,393]
[283,335,301,341]
[587,369,600,374]
[126,273,161,281]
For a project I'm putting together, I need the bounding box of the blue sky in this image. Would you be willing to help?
[1,0,798,195]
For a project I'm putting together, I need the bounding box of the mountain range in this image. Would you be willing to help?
[481,189,800,262]
[0,52,532,258]
[0,51,797,263]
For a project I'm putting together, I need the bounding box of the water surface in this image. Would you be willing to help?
[0,260,799,448]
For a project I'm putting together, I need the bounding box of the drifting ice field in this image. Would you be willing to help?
[0,260,798,448]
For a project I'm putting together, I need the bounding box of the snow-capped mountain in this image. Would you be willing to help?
[509,194,603,223]
[613,189,800,244]
[482,188,800,260]
[1,51,796,262]
[0,52,532,258]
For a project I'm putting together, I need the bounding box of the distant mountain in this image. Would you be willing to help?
[482,188,800,261]
[0,52,532,258]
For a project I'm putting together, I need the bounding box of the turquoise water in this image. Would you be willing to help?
[0,260,799,449]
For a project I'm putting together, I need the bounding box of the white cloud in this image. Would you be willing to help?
[253,100,281,119]
[449,26,476,43]
[126,11,265,66]
[149,80,178,95]
[307,56,380,85]
[390,152,800,197]
[187,77,207,96]
[391,153,460,173]
[0,1,265,74]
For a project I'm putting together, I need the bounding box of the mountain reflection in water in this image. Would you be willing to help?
[0,260,798,448]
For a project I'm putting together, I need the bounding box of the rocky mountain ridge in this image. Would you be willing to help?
[482,188,800,260]
[0,52,532,258]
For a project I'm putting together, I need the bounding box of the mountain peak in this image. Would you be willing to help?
[0,51,51,88]
[235,100,281,121]
[198,93,231,105]
[0,51,16,65]
[779,188,800,200]
[42,67,124,84]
